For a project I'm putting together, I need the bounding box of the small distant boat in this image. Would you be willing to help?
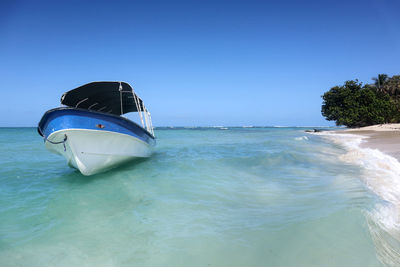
[37,81,155,175]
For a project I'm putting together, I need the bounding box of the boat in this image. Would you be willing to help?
[37,81,156,175]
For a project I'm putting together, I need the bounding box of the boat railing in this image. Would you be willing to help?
[124,82,155,138]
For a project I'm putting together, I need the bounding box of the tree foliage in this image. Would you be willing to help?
[372,74,388,90]
[381,75,400,97]
[321,80,398,127]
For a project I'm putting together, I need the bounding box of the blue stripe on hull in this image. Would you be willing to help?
[38,108,155,145]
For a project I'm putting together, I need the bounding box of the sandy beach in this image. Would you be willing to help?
[339,124,400,161]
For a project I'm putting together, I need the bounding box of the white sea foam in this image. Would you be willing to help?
[295,136,308,141]
[317,131,400,265]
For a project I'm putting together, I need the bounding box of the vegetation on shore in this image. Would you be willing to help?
[321,74,400,127]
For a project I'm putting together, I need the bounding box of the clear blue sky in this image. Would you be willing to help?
[1,0,399,126]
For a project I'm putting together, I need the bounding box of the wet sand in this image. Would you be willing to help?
[341,124,400,161]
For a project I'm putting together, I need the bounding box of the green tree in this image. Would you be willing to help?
[321,80,396,127]
[381,75,400,97]
[372,73,388,92]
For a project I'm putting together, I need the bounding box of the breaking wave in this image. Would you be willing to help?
[318,132,400,266]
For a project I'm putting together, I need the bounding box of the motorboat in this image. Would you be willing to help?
[37,81,155,175]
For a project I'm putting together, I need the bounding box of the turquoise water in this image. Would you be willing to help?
[0,127,388,266]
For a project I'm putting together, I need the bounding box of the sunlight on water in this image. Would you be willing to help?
[0,128,385,266]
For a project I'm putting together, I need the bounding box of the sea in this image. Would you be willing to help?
[1,127,399,266]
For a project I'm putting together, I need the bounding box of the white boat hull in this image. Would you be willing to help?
[45,129,153,176]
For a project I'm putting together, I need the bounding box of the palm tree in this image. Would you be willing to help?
[382,75,400,97]
[372,74,389,92]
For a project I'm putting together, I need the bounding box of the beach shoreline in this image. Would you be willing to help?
[333,124,400,161]
[329,124,400,266]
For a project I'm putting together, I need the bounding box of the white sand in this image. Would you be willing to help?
[343,123,400,132]
[337,124,400,161]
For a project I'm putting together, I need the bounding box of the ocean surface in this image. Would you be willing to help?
[0,127,399,266]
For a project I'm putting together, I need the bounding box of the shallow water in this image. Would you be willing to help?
[0,127,391,266]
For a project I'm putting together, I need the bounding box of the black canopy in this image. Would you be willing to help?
[60,81,144,115]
